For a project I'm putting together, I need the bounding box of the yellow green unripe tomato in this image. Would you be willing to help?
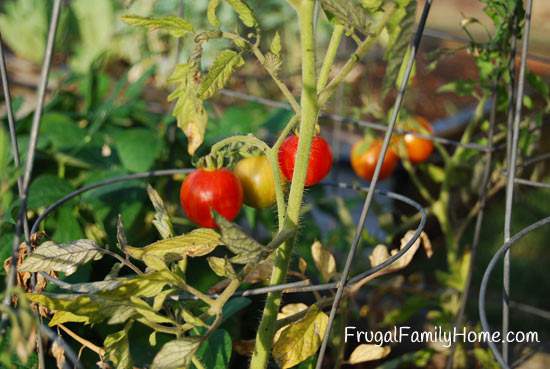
[234,155,278,209]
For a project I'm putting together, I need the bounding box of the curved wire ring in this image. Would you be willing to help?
[478,215,550,369]
[30,169,426,299]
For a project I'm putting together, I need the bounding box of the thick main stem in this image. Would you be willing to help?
[249,2,318,368]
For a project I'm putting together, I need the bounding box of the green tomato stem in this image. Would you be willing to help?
[318,4,395,108]
[249,1,318,368]
[317,24,345,91]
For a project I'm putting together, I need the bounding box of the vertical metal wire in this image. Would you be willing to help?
[314,2,433,368]
[502,0,533,363]
[1,1,63,368]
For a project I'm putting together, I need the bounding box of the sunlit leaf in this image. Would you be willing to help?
[151,338,201,369]
[311,241,336,281]
[214,214,264,264]
[121,15,193,37]
[347,344,390,364]
[104,322,133,369]
[320,0,374,34]
[274,303,308,342]
[270,32,282,57]
[126,228,222,263]
[199,50,244,99]
[226,0,257,27]
[208,256,236,278]
[207,0,221,27]
[19,240,102,276]
[273,305,328,369]
[168,63,208,155]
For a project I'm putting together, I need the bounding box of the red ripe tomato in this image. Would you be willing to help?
[180,168,243,228]
[278,135,333,187]
[403,116,434,164]
[351,138,399,181]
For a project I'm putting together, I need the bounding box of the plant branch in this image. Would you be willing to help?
[250,47,301,114]
[58,324,105,357]
[249,2,318,368]
[318,4,395,108]
[317,24,345,91]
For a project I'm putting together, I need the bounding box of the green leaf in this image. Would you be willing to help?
[181,309,208,328]
[19,240,102,276]
[207,0,221,27]
[104,322,133,369]
[53,206,84,243]
[382,0,417,97]
[29,271,179,326]
[273,305,329,369]
[473,348,500,369]
[28,293,135,326]
[426,164,445,183]
[27,175,73,209]
[361,0,383,11]
[437,80,475,96]
[168,63,208,155]
[193,329,232,369]
[39,113,86,150]
[320,0,374,34]
[214,213,264,264]
[147,185,174,239]
[125,228,222,263]
[0,0,47,63]
[121,15,193,38]
[199,50,245,100]
[270,32,282,57]
[115,129,162,172]
[132,297,175,324]
[151,338,201,369]
[226,0,257,27]
[207,257,236,278]
[153,289,175,311]
[70,0,115,72]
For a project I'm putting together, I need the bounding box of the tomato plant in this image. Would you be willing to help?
[350,138,399,181]
[6,1,547,369]
[402,116,434,164]
[234,155,278,209]
[180,168,243,228]
[278,135,333,187]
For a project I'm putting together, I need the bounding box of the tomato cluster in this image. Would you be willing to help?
[180,134,333,228]
[350,116,434,181]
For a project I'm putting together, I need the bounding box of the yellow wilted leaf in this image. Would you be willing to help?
[273,305,328,369]
[126,228,222,262]
[274,303,308,342]
[311,241,336,281]
[347,344,391,364]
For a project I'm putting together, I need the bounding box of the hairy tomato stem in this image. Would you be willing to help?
[249,1,318,368]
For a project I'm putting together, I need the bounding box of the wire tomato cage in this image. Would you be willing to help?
[0,0,548,368]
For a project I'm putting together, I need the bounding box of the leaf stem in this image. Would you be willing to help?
[58,324,105,357]
[317,24,345,91]
[318,5,395,108]
[250,47,301,114]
